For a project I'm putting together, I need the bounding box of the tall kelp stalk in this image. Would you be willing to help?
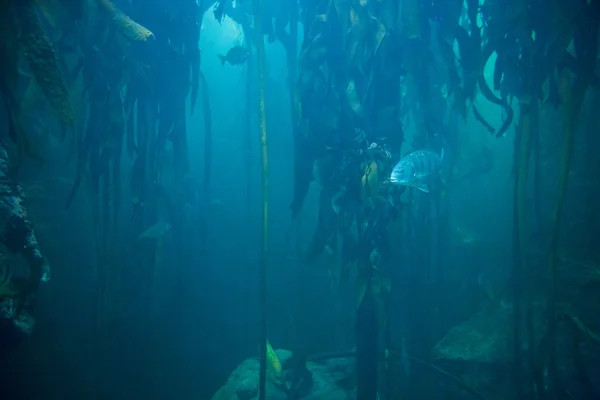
[531,111,542,235]
[127,1,201,387]
[512,97,535,400]
[33,0,199,391]
[544,72,577,398]
[0,4,19,96]
[250,0,270,397]
[582,88,600,246]
[475,1,596,397]
[92,0,156,339]
[545,6,598,396]
[3,0,197,391]
[287,1,298,128]
[429,38,461,340]
[84,5,155,387]
[243,25,255,217]
[400,0,441,396]
[524,101,538,400]
[198,45,213,264]
[277,0,304,360]
[192,1,213,265]
[287,1,305,363]
[510,29,540,398]
[51,0,156,323]
[172,0,204,309]
[272,0,299,137]
[292,0,405,398]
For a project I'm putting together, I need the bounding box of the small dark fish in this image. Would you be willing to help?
[218,45,250,66]
[390,149,444,193]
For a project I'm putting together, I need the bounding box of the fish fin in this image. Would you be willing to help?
[412,182,429,193]
[440,148,444,163]
[218,54,226,66]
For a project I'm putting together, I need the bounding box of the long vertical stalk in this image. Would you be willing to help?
[532,108,542,234]
[356,281,378,400]
[525,100,538,400]
[515,98,538,399]
[512,98,533,400]
[250,1,270,398]
[287,0,298,134]
[583,89,600,246]
[287,0,305,361]
[199,69,212,261]
[547,70,586,399]
[244,29,254,218]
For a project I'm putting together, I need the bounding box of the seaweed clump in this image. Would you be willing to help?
[96,0,155,42]
[16,0,74,131]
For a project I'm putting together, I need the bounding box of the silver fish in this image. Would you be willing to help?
[389,149,444,193]
[137,221,172,241]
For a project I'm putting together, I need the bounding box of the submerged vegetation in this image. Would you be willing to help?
[0,0,599,399]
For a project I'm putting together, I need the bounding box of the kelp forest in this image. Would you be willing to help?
[0,0,599,399]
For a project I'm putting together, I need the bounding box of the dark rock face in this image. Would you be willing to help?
[0,143,49,290]
[0,298,35,354]
[0,142,48,354]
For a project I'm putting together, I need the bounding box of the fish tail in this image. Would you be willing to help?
[218,54,226,66]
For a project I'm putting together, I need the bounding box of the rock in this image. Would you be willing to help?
[0,141,49,293]
[0,141,49,355]
[432,304,517,398]
[211,349,358,400]
[433,302,527,366]
[0,298,35,356]
[433,301,600,398]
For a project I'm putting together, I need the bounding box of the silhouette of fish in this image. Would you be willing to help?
[218,45,250,66]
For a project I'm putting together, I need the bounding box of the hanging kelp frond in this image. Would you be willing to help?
[16,0,74,132]
[0,4,44,165]
[0,77,45,166]
[188,39,200,116]
[213,0,227,24]
[95,0,154,42]
[0,3,19,89]
[0,2,21,124]
[401,0,421,39]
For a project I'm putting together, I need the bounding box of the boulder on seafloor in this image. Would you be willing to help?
[211,349,359,400]
[431,302,522,398]
[433,302,526,365]
[433,301,600,398]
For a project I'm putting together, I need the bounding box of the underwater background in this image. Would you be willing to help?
[0,0,599,399]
